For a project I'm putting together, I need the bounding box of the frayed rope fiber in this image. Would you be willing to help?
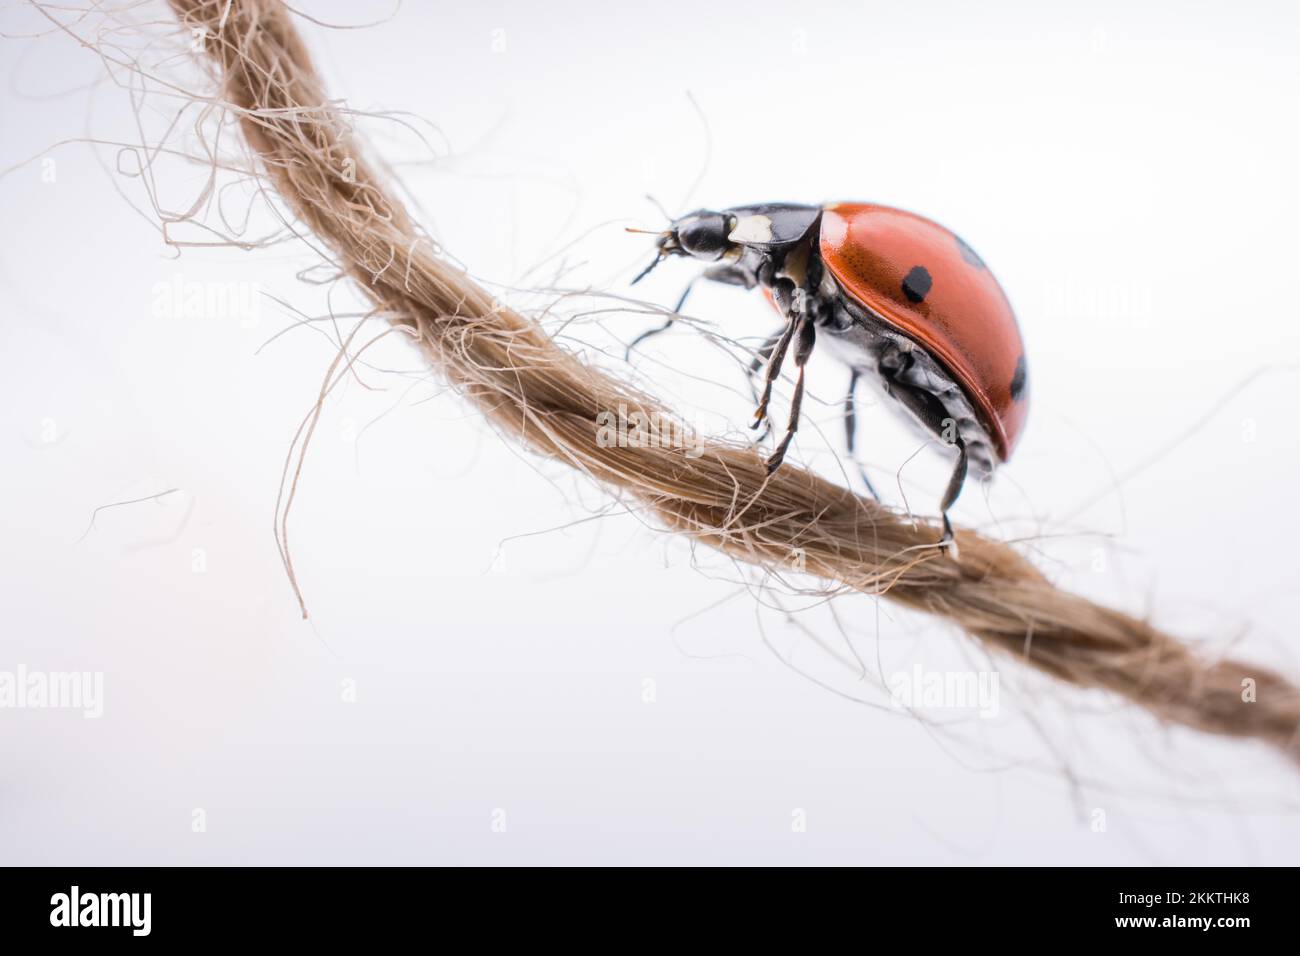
[169,0,1299,759]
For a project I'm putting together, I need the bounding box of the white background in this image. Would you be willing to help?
[1,0,1298,864]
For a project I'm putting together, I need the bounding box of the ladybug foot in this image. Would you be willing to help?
[938,514,960,561]
[765,429,798,474]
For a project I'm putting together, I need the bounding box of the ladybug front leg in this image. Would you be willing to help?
[763,315,817,474]
[625,263,755,360]
[624,277,699,359]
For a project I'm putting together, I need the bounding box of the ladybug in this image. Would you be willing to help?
[629,202,1029,548]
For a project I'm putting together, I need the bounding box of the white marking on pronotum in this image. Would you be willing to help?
[729,214,773,243]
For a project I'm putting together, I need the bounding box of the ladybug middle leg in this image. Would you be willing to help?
[744,327,785,443]
[750,314,799,429]
[747,328,786,380]
[763,314,817,474]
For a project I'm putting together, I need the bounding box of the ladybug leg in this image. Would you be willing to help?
[750,313,798,429]
[745,328,785,443]
[843,369,879,500]
[764,315,817,473]
[747,328,786,378]
[625,263,755,360]
[878,354,968,551]
[938,439,968,555]
[623,277,698,359]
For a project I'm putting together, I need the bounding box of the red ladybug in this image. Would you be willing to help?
[629,202,1029,547]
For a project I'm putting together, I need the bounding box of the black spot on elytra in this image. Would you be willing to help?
[1009,354,1027,401]
[955,235,985,269]
[902,265,932,304]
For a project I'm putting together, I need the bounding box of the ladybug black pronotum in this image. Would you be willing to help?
[630,202,1029,550]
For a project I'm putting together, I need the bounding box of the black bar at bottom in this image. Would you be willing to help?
[0,866,1284,942]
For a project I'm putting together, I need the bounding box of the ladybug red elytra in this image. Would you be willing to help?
[629,201,1029,547]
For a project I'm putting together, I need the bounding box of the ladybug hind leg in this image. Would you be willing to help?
[938,439,968,556]
[843,368,880,500]
[879,357,969,554]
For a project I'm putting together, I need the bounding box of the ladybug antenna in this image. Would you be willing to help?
[645,193,673,221]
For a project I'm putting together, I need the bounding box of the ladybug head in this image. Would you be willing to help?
[630,209,734,284]
[671,210,733,261]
